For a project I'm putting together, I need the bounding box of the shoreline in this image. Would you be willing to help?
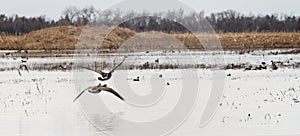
[1,48,300,58]
[1,49,300,71]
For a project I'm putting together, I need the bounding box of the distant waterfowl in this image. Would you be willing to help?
[81,56,126,81]
[133,76,140,82]
[247,113,252,120]
[5,52,11,56]
[254,66,261,70]
[271,61,278,70]
[16,49,28,54]
[59,65,68,70]
[73,83,124,102]
[142,62,150,69]
[292,98,299,103]
[21,56,28,59]
[155,58,159,64]
[18,64,29,76]
[52,62,73,71]
[21,60,27,63]
[264,113,271,120]
[260,65,267,70]
[16,50,22,53]
[244,65,252,71]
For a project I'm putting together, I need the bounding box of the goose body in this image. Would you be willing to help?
[73,84,124,102]
[81,56,126,81]
[81,66,112,81]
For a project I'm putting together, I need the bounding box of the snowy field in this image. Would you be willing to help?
[0,49,300,136]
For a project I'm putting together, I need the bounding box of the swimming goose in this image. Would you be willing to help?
[17,64,29,76]
[73,83,124,102]
[133,76,140,81]
[81,56,126,81]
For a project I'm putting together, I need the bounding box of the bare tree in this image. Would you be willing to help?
[80,6,96,23]
[62,6,80,24]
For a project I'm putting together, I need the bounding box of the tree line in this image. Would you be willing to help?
[1,6,300,35]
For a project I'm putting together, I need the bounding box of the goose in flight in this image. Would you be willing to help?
[81,56,127,81]
[17,64,29,76]
[73,83,124,102]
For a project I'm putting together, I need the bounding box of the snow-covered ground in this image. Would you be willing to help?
[0,49,300,135]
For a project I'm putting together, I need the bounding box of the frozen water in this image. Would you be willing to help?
[0,49,300,135]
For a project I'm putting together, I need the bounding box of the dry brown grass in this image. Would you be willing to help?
[219,32,300,49]
[0,26,82,50]
[1,26,300,50]
[101,27,136,49]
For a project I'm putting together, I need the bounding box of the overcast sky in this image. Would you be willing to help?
[1,0,299,20]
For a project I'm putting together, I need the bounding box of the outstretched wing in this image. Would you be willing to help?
[101,87,124,101]
[73,88,88,102]
[110,56,127,73]
[24,65,29,73]
[17,68,22,76]
[80,66,105,75]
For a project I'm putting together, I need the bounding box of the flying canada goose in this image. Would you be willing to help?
[17,64,29,76]
[81,56,127,81]
[73,83,124,102]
